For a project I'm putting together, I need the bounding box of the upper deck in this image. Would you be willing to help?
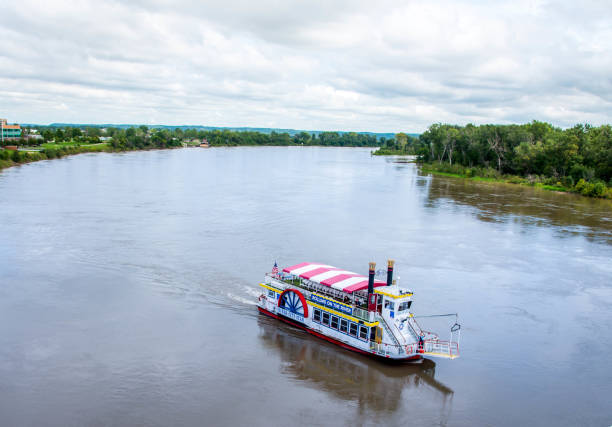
[281,262,389,294]
[266,261,415,322]
[263,273,377,324]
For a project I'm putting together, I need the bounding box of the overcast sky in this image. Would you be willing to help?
[1,0,611,132]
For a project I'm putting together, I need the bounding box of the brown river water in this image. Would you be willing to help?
[0,147,611,426]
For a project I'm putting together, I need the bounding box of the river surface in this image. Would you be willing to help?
[1,147,611,426]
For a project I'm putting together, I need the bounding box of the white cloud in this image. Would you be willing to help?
[0,0,610,131]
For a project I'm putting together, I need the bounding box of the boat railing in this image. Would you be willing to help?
[389,318,410,346]
[266,273,328,297]
[370,340,459,359]
[422,340,460,359]
[406,315,424,338]
[377,315,404,353]
[370,342,419,357]
[351,307,371,322]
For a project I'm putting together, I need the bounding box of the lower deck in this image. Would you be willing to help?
[258,305,423,361]
[258,288,427,360]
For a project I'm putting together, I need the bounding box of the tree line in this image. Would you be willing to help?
[419,122,611,183]
[186,129,379,147]
[108,127,379,149]
[17,126,380,149]
[379,122,611,196]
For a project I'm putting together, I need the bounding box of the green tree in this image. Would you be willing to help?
[395,132,408,151]
[42,130,54,142]
[71,127,82,138]
[86,127,101,138]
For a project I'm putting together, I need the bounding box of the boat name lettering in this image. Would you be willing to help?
[276,306,305,323]
[311,294,352,315]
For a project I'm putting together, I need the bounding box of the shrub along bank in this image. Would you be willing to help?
[420,161,611,198]
[0,145,110,171]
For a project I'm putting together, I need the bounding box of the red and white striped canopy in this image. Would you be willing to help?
[282,262,387,294]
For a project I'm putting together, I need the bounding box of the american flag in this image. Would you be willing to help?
[272,261,279,275]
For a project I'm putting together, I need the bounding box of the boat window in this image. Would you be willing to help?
[330,316,339,329]
[313,308,321,322]
[349,323,358,337]
[340,319,348,333]
[322,312,330,325]
[398,301,411,312]
[370,327,376,341]
[384,300,395,310]
[267,289,276,298]
[359,326,368,340]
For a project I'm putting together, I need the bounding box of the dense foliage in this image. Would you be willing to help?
[16,126,380,148]
[374,132,419,155]
[106,127,378,148]
[374,122,611,197]
[0,145,106,170]
[415,122,612,185]
[184,129,378,147]
[108,126,182,150]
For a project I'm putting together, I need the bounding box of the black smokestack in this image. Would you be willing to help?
[368,262,376,294]
[386,259,394,286]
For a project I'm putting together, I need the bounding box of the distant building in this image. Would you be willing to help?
[1,118,22,140]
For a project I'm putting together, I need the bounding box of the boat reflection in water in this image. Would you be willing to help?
[258,316,454,419]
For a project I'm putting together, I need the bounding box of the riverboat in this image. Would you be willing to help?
[257,260,461,361]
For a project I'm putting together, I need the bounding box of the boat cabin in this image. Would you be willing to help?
[375,286,413,321]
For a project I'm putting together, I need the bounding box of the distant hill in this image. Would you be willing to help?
[24,123,419,139]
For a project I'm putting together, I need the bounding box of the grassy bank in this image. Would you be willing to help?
[372,147,417,156]
[40,141,110,150]
[372,148,413,156]
[0,143,117,172]
[420,162,612,198]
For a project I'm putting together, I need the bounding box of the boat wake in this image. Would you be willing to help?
[226,291,258,306]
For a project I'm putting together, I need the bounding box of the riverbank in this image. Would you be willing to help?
[0,144,112,172]
[0,140,215,172]
[420,162,612,199]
